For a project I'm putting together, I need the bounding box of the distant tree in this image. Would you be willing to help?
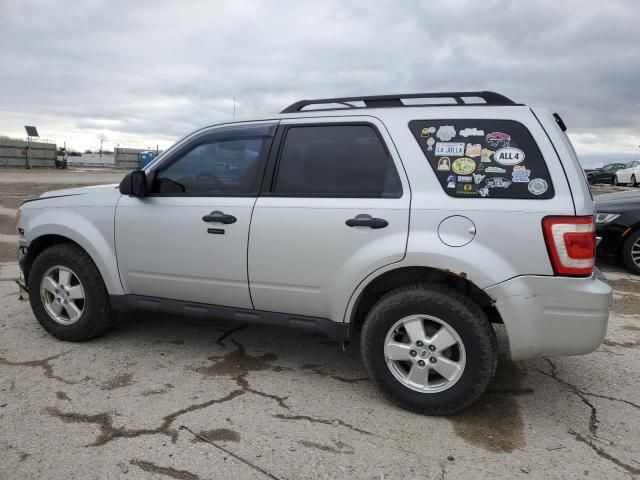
[84,149,93,154]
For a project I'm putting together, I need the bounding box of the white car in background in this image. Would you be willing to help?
[614,160,640,186]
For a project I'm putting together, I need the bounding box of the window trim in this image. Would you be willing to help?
[145,123,277,198]
[261,121,403,199]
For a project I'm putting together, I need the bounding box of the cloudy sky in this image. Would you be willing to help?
[1,0,639,165]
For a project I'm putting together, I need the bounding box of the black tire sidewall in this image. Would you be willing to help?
[622,230,640,275]
[28,244,112,340]
[361,284,496,415]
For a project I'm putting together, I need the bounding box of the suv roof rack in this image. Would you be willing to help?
[280,91,519,113]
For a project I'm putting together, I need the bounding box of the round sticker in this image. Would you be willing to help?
[451,157,476,175]
[528,178,548,195]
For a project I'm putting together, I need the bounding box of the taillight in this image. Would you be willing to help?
[542,216,595,277]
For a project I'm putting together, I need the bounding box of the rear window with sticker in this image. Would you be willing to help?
[409,120,554,199]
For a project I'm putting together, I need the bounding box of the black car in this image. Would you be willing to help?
[595,190,640,274]
[586,163,626,185]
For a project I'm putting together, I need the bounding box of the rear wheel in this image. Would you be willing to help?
[613,175,620,186]
[360,284,497,415]
[622,230,640,275]
[28,243,115,341]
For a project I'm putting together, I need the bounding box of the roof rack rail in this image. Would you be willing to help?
[280,91,519,113]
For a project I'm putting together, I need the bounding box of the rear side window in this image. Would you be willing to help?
[273,124,402,197]
[409,120,554,199]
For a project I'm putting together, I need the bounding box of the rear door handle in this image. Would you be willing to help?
[202,211,237,224]
[345,216,388,229]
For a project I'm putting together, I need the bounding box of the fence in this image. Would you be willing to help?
[115,148,160,169]
[0,138,57,168]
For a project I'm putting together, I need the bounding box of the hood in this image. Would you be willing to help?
[39,183,120,198]
[594,190,640,210]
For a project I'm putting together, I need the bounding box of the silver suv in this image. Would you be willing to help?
[16,91,612,414]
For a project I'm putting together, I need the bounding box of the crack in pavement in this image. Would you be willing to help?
[301,363,370,384]
[195,338,290,409]
[273,413,373,437]
[538,358,640,475]
[45,389,245,447]
[0,351,76,385]
[130,459,201,480]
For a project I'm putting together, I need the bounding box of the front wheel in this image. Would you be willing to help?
[587,175,595,185]
[28,243,115,341]
[631,175,638,187]
[360,284,497,415]
[613,175,619,186]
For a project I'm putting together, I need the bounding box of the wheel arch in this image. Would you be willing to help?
[23,212,123,295]
[347,266,502,332]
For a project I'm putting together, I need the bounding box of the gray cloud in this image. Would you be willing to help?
[1,0,639,158]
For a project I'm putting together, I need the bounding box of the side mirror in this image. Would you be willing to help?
[119,170,148,197]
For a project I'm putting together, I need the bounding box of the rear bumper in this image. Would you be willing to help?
[485,270,612,361]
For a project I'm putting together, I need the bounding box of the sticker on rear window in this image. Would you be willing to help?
[409,119,554,199]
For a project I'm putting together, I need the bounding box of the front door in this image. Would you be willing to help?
[248,119,411,321]
[115,122,276,308]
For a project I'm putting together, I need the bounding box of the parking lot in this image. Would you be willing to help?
[0,169,639,479]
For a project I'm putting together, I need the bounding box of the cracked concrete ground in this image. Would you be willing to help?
[0,170,639,479]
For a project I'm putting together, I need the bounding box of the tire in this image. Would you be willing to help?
[587,175,595,185]
[631,175,638,187]
[622,230,640,275]
[613,175,619,186]
[360,283,497,415]
[28,243,115,341]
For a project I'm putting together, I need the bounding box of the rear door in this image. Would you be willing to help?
[248,117,410,322]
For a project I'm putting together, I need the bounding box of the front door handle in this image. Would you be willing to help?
[345,216,388,229]
[202,211,237,224]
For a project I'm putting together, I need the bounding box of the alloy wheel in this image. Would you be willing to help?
[40,265,86,325]
[384,314,466,393]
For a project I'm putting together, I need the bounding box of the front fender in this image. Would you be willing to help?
[23,207,123,295]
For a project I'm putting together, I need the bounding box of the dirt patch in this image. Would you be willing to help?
[623,325,640,331]
[0,215,16,234]
[129,459,201,480]
[142,383,175,396]
[55,391,71,402]
[612,294,640,316]
[609,278,640,295]
[190,428,240,443]
[101,373,135,390]
[0,242,19,263]
[298,439,354,454]
[603,338,640,348]
[195,340,277,379]
[450,360,529,453]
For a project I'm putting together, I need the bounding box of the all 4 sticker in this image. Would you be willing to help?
[435,142,465,156]
[494,147,525,166]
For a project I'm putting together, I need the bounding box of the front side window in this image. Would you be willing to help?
[152,124,275,196]
[273,124,402,197]
[409,119,555,199]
